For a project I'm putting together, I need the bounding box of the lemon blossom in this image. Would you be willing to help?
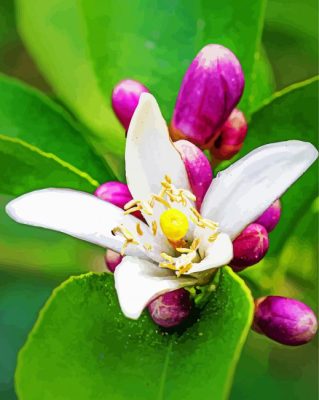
[6,94,318,320]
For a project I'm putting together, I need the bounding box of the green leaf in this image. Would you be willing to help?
[16,0,268,175]
[0,74,115,195]
[0,268,60,400]
[248,46,275,113]
[264,0,318,89]
[16,267,253,400]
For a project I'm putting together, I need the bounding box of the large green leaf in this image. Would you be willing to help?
[16,0,268,177]
[0,74,114,195]
[264,0,318,89]
[0,269,60,400]
[16,267,253,400]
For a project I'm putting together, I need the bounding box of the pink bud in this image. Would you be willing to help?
[148,288,193,328]
[94,181,133,209]
[230,223,269,271]
[210,108,248,160]
[112,79,149,130]
[253,296,318,346]
[255,199,281,233]
[174,140,213,209]
[94,181,143,220]
[171,44,244,148]
[105,249,123,273]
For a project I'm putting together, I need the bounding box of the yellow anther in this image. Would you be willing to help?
[124,206,141,215]
[124,199,139,210]
[176,247,192,253]
[143,243,153,251]
[152,221,158,236]
[136,223,143,236]
[159,208,189,242]
[190,238,201,250]
[160,252,174,262]
[151,194,171,208]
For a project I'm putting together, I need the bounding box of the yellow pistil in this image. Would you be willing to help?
[160,208,189,242]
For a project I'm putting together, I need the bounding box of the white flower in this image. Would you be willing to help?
[6,94,318,319]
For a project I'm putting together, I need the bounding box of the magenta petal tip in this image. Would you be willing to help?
[174,140,213,209]
[94,181,133,209]
[105,249,123,273]
[171,44,245,147]
[255,199,281,232]
[112,79,149,130]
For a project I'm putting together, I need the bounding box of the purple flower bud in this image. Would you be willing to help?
[171,44,245,148]
[253,296,318,346]
[210,108,248,160]
[94,181,143,220]
[174,140,213,209]
[94,181,133,209]
[230,223,269,271]
[105,249,123,273]
[148,288,192,328]
[255,199,281,233]
[112,79,149,130]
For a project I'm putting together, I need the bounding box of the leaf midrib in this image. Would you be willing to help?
[0,133,99,189]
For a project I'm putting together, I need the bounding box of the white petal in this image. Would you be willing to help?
[201,141,318,239]
[125,94,192,245]
[114,256,196,319]
[185,233,233,274]
[5,188,159,260]
[126,93,190,201]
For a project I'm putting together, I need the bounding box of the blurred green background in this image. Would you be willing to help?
[0,0,317,398]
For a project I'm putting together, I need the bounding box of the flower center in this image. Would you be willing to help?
[159,208,189,242]
[113,175,220,275]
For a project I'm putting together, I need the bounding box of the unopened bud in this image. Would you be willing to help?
[174,140,213,209]
[105,249,122,273]
[171,44,244,147]
[230,223,269,271]
[94,181,133,209]
[255,199,281,232]
[94,181,143,220]
[148,288,192,328]
[253,296,318,346]
[112,79,149,130]
[210,108,248,160]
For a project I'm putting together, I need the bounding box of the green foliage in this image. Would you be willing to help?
[16,268,253,400]
[16,0,269,176]
[0,75,114,195]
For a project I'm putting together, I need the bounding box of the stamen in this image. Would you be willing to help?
[151,194,171,208]
[143,243,153,251]
[159,262,177,271]
[124,199,139,210]
[208,233,219,242]
[160,252,174,262]
[124,206,141,215]
[164,175,172,184]
[136,223,143,236]
[190,237,201,250]
[152,221,158,236]
[175,247,193,253]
